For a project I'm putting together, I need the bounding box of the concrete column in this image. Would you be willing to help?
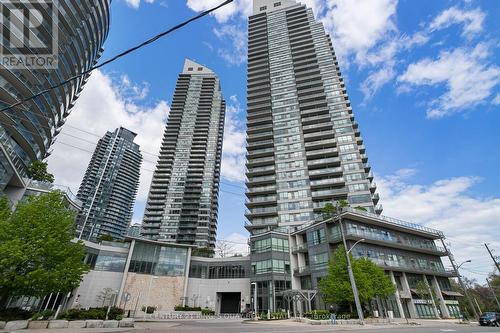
[401,273,418,318]
[423,275,440,318]
[389,271,405,319]
[182,247,192,307]
[431,276,450,318]
[118,239,135,308]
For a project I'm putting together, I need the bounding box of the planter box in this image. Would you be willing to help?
[48,320,69,329]
[118,318,135,328]
[68,320,87,328]
[28,320,49,329]
[5,320,28,331]
[85,320,103,328]
[103,320,118,328]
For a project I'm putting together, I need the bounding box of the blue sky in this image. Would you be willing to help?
[47,0,500,281]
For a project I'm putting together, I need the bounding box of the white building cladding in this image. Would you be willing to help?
[142,59,226,250]
[0,0,111,198]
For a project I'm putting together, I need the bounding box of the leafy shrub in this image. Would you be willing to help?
[259,312,268,320]
[31,310,55,320]
[270,312,287,320]
[201,308,215,315]
[304,310,330,319]
[0,308,33,321]
[107,307,124,320]
[174,305,201,311]
[59,307,123,320]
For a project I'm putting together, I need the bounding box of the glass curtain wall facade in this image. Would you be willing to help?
[76,127,142,241]
[246,0,381,312]
[141,59,225,250]
[0,0,111,194]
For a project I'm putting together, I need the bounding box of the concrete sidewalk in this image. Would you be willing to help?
[5,329,133,333]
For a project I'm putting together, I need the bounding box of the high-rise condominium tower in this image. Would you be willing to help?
[245,0,381,233]
[0,0,111,198]
[141,59,226,249]
[76,127,142,241]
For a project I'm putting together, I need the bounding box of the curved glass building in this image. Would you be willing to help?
[0,0,111,195]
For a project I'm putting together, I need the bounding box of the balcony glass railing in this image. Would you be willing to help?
[345,227,446,253]
[344,207,443,237]
[310,177,345,186]
[311,187,347,197]
[25,179,82,207]
[307,157,340,166]
[309,167,343,176]
[246,195,277,204]
[247,185,276,193]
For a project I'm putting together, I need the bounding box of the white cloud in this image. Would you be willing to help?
[429,7,485,38]
[398,43,500,118]
[221,95,247,182]
[213,24,248,66]
[186,0,250,23]
[493,94,500,105]
[320,0,398,65]
[47,69,168,213]
[216,232,249,257]
[124,0,155,9]
[377,170,500,281]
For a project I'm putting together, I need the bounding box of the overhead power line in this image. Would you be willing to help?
[0,0,234,114]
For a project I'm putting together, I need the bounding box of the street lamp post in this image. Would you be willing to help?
[251,282,258,321]
[335,202,365,325]
[441,237,480,321]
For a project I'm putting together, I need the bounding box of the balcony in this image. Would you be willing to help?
[311,187,348,199]
[247,156,275,167]
[345,228,448,256]
[246,185,276,195]
[247,139,274,149]
[291,243,309,253]
[245,206,278,217]
[303,130,335,141]
[308,167,343,177]
[247,131,273,142]
[247,175,276,185]
[307,157,341,168]
[310,177,345,188]
[304,138,336,150]
[375,204,383,214]
[246,165,275,176]
[247,147,274,157]
[306,147,338,158]
[372,193,380,204]
[246,195,277,207]
[370,182,377,193]
[293,265,311,276]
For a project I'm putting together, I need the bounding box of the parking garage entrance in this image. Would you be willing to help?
[218,292,241,314]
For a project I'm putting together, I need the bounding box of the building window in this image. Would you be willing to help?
[274,2,281,7]
[197,67,203,71]
[128,242,187,276]
[260,6,267,11]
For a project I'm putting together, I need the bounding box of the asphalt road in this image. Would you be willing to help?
[132,319,500,333]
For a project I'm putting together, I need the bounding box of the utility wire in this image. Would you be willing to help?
[0,0,234,115]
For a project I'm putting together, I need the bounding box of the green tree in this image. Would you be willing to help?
[98,234,114,242]
[415,280,438,317]
[319,246,395,306]
[322,200,349,220]
[26,161,55,183]
[0,192,89,299]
